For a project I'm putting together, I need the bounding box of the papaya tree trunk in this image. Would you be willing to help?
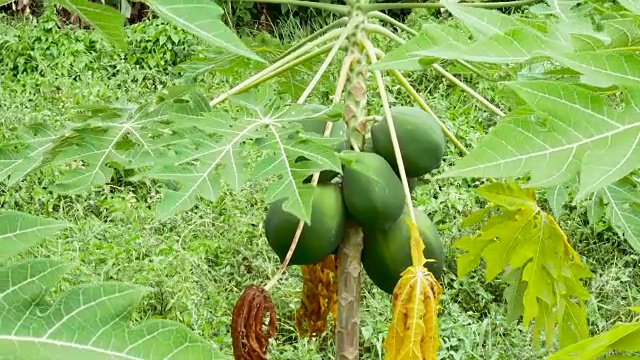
[335,0,368,356]
[335,223,364,360]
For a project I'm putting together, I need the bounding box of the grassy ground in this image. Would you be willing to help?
[1,8,639,359]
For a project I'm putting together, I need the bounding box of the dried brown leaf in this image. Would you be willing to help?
[231,285,277,360]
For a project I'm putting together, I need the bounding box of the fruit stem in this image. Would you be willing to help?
[274,17,349,62]
[209,28,343,106]
[362,38,417,224]
[335,223,364,360]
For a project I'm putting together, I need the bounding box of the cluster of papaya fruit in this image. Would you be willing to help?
[264,106,446,294]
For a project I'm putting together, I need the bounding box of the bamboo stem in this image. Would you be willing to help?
[209,28,343,106]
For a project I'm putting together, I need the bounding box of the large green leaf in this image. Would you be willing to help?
[441,82,640,200]
[372,23,471,70]
[548,308,640,359]
[0,124,71,186]
[144,91,343,221]
[57,0,126,50]
[144,0,264,62]
[0,211,68,263]
[618,0,640,14]
[38,87,210,194]
[0,211,225,359]
[600,177,640,252]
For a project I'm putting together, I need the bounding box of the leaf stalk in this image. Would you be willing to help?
[274,17,349,62]
[230,0,349,14]
[361,0,540,12]
[209,28,344,106]
[362,38,417,224]
[364,24,506,118]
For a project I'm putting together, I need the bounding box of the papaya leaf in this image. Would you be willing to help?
[144,0,264,63]
[442,82,640,200]
[0,210,225,359]
[548,315,640,360]
[587,190,606,226]
[0,211,68,262]
[600,177,640,252]
[56,0,126,50]
[442,3,527,39]
[408,221,427,267]
[47,94,196,194]
[384,260,442,360]
[145,93,342,221]
[0,124,73,186]
[555,51,640,88]
[547,182,570,219]
[371,23,471,70]
[618,0,640,14]
[455,182,591,349]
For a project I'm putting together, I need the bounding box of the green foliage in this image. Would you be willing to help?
[144,0,264,62]
[593,177,640,253]
[56,0,127,50]
[0,210,224,359]
[548,308,640,360]
[376,0,640,252]
[455,182,592,349]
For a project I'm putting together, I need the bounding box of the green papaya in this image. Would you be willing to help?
[371,106,445,177]
[264,184,346,266]
[362,207,444,294]
[341,151,405,229]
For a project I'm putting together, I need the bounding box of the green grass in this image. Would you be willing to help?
[1,9,639,360]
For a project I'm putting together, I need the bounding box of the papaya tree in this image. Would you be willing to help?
[2,0,640,358]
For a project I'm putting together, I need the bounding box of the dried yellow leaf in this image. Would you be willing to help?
[384,223,442,360]
[295,254,339,337]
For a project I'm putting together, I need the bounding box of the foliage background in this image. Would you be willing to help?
[1,4,640,359]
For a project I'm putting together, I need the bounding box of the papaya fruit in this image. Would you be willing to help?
[371,106,445,177]
[264,184,345,266]
[362,207,444,294]
[341,151,405,229]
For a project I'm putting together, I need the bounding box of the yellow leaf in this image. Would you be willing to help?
[407,219,426,267]
[453,181,592,349]
[384,265,442,360]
